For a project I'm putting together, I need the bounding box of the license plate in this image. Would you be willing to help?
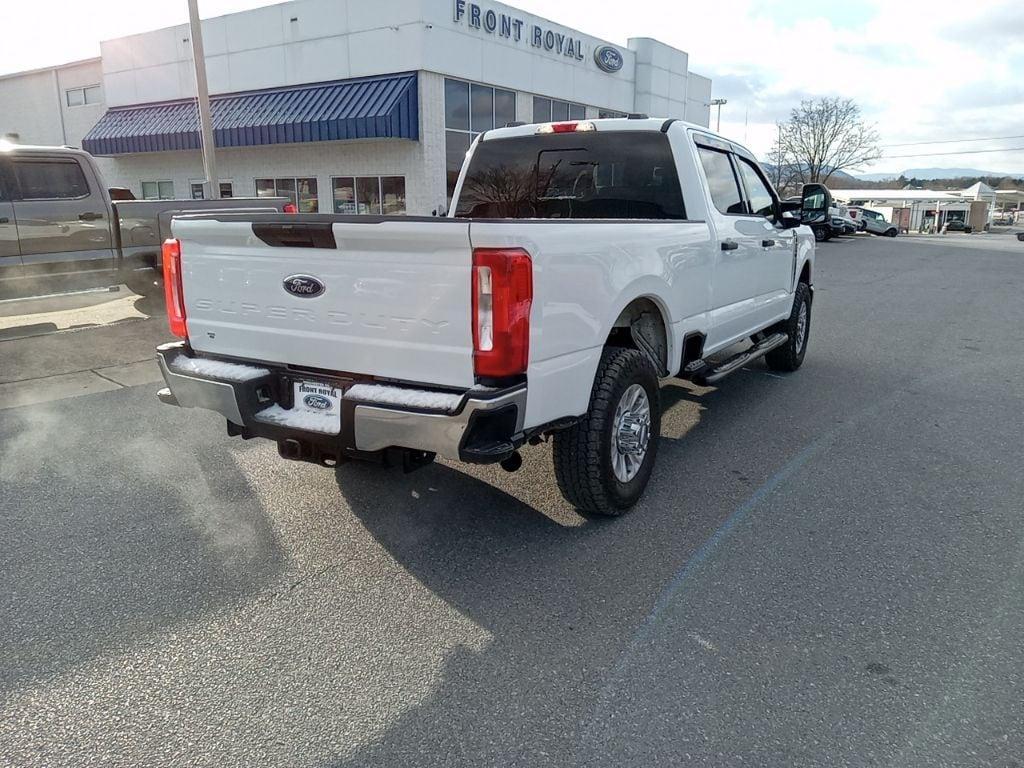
[293,379,342,432]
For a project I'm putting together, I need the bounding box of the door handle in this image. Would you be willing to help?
[79,212,103,221]
[762,239,776,247]
[721,239,739,251]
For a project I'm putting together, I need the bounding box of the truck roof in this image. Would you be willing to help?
[0,141,91,158]
[480,117,699,141]
[478,117,760,165]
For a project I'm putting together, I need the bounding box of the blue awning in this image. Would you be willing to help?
[82,73,418,156]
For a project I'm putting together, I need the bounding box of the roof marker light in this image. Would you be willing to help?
[536,121,597,134]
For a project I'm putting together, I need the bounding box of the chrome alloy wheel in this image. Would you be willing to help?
[795,301,808,352]
[611,383,651,483]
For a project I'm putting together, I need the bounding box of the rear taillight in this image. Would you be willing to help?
[162,238,188,339]
[472,248,532,378]
[283,203,298,214]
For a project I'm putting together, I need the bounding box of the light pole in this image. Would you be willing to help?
[711,98,727,133]
[188,0,219,199]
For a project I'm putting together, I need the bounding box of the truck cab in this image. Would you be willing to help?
[0,145,116,293]
[0,142,287,299]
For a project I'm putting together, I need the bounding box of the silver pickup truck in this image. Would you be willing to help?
[0,144,287,299]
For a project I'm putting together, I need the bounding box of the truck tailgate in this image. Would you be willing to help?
[173,217,475,388]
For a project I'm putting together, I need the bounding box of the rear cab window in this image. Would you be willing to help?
[454,131,686,220]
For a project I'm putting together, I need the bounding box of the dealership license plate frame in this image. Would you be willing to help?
[292,378,343,432]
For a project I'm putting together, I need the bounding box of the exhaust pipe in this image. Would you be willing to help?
[499,451,523,473]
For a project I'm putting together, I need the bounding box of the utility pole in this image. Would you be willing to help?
[188,0,219,199]
[711,98,727,133]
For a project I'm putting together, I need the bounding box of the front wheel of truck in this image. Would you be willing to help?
[553,347,662,516]
[765,281,811,372]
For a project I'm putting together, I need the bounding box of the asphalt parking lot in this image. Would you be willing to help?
[1,234,1022,767]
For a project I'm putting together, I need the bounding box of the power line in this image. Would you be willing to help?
[881,146,1024,159]
[882,134,1024,148]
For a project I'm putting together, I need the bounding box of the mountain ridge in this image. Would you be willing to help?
[858,168,1024,181]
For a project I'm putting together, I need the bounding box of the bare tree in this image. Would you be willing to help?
[765,138,804,198]
[459,164,535,218]
[770,98,881,186]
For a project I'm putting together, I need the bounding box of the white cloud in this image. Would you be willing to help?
[512,0,1024,174]
[2,0,1021,175]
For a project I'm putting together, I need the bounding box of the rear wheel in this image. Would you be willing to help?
[553,347,661,516]
[885,228,898,238]
[766,282,811,372]
[813,225,828,242]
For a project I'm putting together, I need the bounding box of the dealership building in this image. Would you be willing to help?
[0,0,712,215]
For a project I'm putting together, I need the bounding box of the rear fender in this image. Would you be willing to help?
[606,283,679,377]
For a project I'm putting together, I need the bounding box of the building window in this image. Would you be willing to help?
[332,176,406,215]
[255,177,318,212]
[66,85,102,107]
[190,181,234,199]
[444,78,515,201]
[533,96,586,123]
[141,180,175,200]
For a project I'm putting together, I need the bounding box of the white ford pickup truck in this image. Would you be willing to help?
[155,117,828,515]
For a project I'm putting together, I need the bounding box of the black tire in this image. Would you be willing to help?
[813,226,827,242]
[885,228,898,238]
[553,347,661,516]
[766,282,811,372]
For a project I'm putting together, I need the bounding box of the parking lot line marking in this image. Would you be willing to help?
[0,371,122,410]
[92,360,163,388]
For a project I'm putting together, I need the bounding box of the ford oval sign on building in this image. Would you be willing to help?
[283,274,325,298]
[594,45,624,73]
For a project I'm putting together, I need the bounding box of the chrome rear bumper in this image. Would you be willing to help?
[155,342,526,462]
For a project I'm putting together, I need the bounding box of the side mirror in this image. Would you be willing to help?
[780,210,802,229]
[800,183,832,225]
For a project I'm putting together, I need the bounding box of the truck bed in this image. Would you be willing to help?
[171,211,713,427]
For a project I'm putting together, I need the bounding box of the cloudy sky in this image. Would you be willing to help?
[2,0,1021,175]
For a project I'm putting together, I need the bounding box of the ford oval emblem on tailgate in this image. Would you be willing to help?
[283,274,325,298]
[303,394,332,410]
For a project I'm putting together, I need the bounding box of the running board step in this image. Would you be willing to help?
[684,332,789,385]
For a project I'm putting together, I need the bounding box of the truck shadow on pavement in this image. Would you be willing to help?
[326,366,796,767]
[0,390,285,695]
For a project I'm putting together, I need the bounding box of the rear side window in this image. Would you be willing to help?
[13,159,90,200]
[454,131,686,220]
[697,147,744,215]
[735,157,776,218]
